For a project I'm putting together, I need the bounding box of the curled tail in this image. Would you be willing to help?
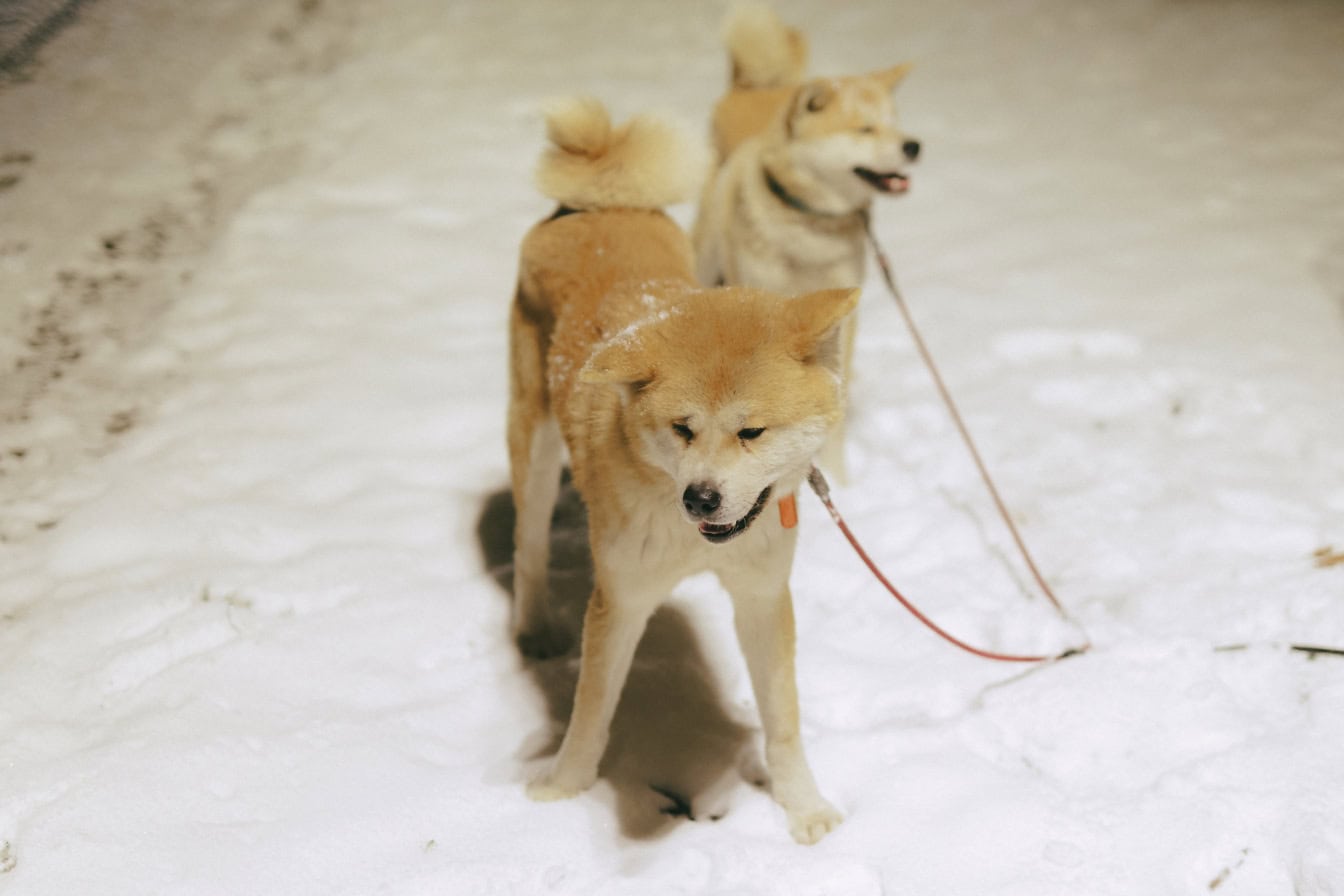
[723,3,808,89]
[534,97,708,211]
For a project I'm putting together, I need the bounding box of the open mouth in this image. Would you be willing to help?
[854,167,910,194]
[698,486,773,544]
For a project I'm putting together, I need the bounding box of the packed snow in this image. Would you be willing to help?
[2,0,1342,893]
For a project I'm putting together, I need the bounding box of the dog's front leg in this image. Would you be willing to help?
[527,579,660,801]
[721,572,841,844]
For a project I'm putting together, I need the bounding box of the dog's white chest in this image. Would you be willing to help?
[602,494,789,593]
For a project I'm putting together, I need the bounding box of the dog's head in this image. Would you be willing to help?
[581,285,859,544]
[781,63,920,208]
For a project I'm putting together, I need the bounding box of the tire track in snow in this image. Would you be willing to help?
[0,0,356,543]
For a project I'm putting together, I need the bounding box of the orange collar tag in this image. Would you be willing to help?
[778,493,798,529]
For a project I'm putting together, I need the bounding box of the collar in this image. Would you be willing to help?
[762,168,856,219]
[762,167,819,215]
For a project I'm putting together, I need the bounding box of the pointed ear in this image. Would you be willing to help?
[874,62,914,93]
[787,287,861,369]
[579,339,654,391]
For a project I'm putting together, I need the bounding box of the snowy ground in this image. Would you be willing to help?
[2,0,1343,893]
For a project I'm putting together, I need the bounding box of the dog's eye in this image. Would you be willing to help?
[738,427,765,441]
[672,422,695,442]
[858,126,876,135]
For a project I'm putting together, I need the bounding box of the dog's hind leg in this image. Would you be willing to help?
[508,302,567,658]
[719,568,841,844]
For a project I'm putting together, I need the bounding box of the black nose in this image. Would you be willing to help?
[902,139,921,161]
[682,484,721,519]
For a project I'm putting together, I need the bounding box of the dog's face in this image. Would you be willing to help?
[784,64,919,207]
[582,286,858,543]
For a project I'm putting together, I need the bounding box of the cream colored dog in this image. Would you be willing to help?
[694,4,919,481]
[508,97,857,843]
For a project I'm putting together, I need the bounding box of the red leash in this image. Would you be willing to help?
[800,214,1090,662]
[836,218,1344,664]
[862,215,1071,619]
[807,466,1086,663]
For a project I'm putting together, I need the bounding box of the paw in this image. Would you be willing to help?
[526,779,581,802]
[525,769,593,802]
[787,801,843,845]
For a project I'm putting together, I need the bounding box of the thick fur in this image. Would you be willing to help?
[535,96,709,211]
[695,11,917,481]
[509,98,856,844]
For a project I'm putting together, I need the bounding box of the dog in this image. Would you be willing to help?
[508,96,857,844]
[693,4,919,481]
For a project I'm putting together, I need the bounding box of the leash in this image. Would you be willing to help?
[807,465,1086,663]
[795,209,1090,663]
[833,213,1344,665]
[860,211,1073,621]
[759,173,1066,622]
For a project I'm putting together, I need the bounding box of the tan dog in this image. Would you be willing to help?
[694,5,918,481]
[508,97,856,843]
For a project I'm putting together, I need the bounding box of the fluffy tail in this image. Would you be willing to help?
[723,3,808,89]
[534,97,708,211]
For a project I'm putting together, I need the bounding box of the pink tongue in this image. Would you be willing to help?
[886,174,910,192]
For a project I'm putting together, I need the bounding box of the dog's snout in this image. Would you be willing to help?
[682,483,722,519]
[902,139,921,161]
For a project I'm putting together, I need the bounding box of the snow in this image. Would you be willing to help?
[2,0,1343,893]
